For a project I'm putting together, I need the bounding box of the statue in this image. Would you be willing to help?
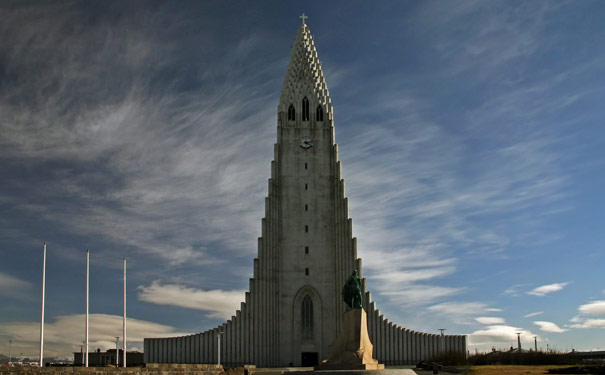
[342,270,363,309]
[320,269,384,370]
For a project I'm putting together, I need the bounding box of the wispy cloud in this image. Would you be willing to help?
[570,300,605,329]
[344,8,603,319]
[0,314,186,358]
[524,311,544,318]
[339,13,577,309]
[138,281,245,319]
[504,284,528,297]
[344,77,571,312]
[569,319,605,329]
[428,302,497,317]
[364,249,461,306]
[0,5,284,280]
[410,1,564,77]
[534,321,567,333]
[0,272,32,298]
[476,317,506,325]
[578,300,605,316]
[380,285,463,308]
[527,282,570,296]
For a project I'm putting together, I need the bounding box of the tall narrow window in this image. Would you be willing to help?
[316,105,324,121]
[302,295,313,339]
[305,268,309,276]
[302,97,309,121]
[305,184,308,190]
[305,225,309,233]
[288,104,296,121]
[305,162,308,169]
[305,204,308,211]
[305,246,309,254]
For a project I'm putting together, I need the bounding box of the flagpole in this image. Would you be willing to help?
[123,257,126,367]
[39,242,46,367]
[85,249,89,367]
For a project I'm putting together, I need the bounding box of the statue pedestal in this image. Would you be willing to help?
[317,308,385,370]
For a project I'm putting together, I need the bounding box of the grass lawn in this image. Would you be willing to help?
[468,365,578,375]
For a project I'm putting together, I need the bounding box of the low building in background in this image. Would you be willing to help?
[73,349,143,367]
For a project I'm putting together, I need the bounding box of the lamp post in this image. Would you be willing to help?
[8,340,12,366]
[534,336,537,352]
[438,329,446,354]
[115,337,120,366]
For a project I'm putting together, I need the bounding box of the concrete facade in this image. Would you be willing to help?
[144,22,467,367]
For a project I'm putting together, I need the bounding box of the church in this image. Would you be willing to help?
[144,19,467,367]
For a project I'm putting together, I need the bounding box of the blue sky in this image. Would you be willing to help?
[1,0,604,359]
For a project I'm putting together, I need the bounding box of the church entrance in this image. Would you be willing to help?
[301,352,318,367]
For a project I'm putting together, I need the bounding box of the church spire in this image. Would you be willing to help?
[279,21,332,122]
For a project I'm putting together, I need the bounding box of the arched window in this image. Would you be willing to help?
[288,104,296,121]
[302,97,310,121]
[316,105,324,121]
[301,295,313,340]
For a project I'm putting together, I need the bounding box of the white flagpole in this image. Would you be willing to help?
[85,249,89,367]
[122,257,126,368]
[39,242,46,367]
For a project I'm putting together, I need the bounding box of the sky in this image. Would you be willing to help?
[1,0,605,360]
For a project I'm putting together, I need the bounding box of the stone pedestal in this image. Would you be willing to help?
[317,308,384,370]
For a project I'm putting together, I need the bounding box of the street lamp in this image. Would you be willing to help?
[438,329,446,354]
[78,341,85,366]
[8,340,12,366]
[115,337,120,366]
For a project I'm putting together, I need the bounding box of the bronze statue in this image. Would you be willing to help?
[342,270,363,309]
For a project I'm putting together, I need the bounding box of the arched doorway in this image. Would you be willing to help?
[292,285,323,366]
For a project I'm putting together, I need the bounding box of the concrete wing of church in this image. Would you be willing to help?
[144,22,467,367]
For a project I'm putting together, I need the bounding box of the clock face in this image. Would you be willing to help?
[299,136,313,149]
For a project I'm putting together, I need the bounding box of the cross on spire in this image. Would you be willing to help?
[299,13,308,25]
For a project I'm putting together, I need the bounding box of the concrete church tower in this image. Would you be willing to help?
[261,20,360,365]
[144,20,467,367]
